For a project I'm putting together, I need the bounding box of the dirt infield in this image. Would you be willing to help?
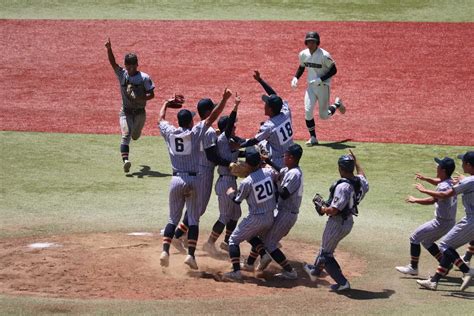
[0,20,472,145]
[0,232,366,300]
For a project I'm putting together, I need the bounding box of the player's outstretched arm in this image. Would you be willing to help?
[105,38,120,71]
[406,195,436,205]
[158,100,168,122]
[205,88,232,127]
[224,94,240,138]
[415,173,441,185]
[254,70,277,95]
[349,149,366,178]
[414,183,455,199]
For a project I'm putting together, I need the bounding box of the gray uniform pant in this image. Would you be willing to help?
[410,218,456,248]
[198,166,214,216]
[168,175,200,226]
[215,175,241,224]
[320,215,353,256]
[439,215,474,252]
[264,210,298,253]
[229,211,274,246]
[120,110,146,145]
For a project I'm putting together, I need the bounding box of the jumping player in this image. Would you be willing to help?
[291,32,345,146]
[396,157,457,276]
[105,38,155,172]
[223,147,278,281]
[415,151,474,291]
[239,71,294,171]
[303,150,369,292]
[158,88,232,270]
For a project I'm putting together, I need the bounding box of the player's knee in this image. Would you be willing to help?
[319,112,330,120]
[121,135,131,146]
[439,242,449,253]
[409,235,419,244]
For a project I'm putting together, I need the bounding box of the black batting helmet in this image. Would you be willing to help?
[305,32,320,45]
[338,155,355,173]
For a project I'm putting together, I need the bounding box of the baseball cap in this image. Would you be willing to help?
[286,144,303,160]
[217,115,229,132]
[305,32,320,44]
[197,98,215,118]
[245,147,261,167]
[177,109,195,127]
[338,155,355,172]
[262,94,283,114]
[457,151,474,165]
[434,157,455,176]
[124,53,138,65]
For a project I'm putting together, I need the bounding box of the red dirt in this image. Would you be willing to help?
[0,20,473,145]
[0,233,366,300]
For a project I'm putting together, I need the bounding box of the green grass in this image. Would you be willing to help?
[1,131,473,314]
[1,0,473,22]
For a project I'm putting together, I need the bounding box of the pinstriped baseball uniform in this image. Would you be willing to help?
[255,101,294,170]
[264,166,303,252]
[116,67,155,145]
[440,176,474,251]
[215,133,241,223]
[320,175,369,255]
[159,120,208,226]
[410,179,457,247]
[229,167,278,245]
[198,127,217,216]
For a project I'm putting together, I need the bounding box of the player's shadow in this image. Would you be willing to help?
[335,288,395,300]
[126,165,172,178]
[317,139,356,150]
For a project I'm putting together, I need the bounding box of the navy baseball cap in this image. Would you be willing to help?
[217,115,229,132]
[286,143,303,160]
[197,98,215,118]
[177,109,195,127]
[434,157,455,176]
[245,147,261,167]
[458,151,474,165]
[305,32,320,44]
[262,94,283,114]
[338,155,355,172]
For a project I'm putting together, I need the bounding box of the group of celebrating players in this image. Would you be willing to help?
[105,32,473,292]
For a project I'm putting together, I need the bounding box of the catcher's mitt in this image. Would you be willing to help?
[230,162,252,178]
[312,193,328,216]
[256,142,271,160]
[126,83,136,100]
[166,94,185,108]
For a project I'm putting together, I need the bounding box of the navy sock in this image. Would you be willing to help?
[187,225,199,257]
[162,223,176,254]
[229,244,241,271]
[305,119,316,138]
[209,221,225,243]
[426,243,442,262]
[224,220,237,244]
[120,144,129,162]
[410,243,421,269]
[174,213,189,239]
[270,248,292,272]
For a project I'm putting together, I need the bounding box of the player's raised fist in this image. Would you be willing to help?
[105,37,112,49]
[253,70,262,82]
[223,88,232,100]
[234,93,241,106]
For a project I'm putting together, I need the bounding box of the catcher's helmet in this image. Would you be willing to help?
[305,32,320,45]
[338,155,355,172]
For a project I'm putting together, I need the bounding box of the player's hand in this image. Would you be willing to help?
[253,70,261,82]
[291,77,298,89]
[415,173,426,181]
[105,37,112,49]
[223,88,232,100]
[414,183,426,193]
[406,196,417,203]
[452,172,465,184]
[310,78,322,85]
[226,187,236,196]
[234,93,241,107]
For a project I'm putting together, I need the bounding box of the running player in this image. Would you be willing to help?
[105,38,155,172]
[303,150,369,292]
[239,71,294,171]
[291,32,345,146]
[396,157,457,276]
[158,88,232,270]
[415,151,474,291]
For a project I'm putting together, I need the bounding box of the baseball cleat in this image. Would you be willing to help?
[395,264,418,276]
[123,160,131,173]
[275,269,297,280]
[303,263,318,282]
[219,241,229,252]
[257,254,272,271]
[159,251,169,267]
[184,255,199,270]
[417,278,437,291]
[335,97,346,114]
[171,238,186,253]
[202,241,218,256]
[305,136,319,147]
[329,281,350,292]
[460,268,473,291]
[241,262,255,272]
[222,270,242,281]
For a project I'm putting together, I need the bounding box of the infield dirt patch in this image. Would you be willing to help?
[0,232,366,300]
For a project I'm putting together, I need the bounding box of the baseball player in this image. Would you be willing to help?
[291,32,345,147]
[223,147,279,281]
[105,38,155,172]
[396,157,457,276]
[158,88,232,270]
[415,151,474,291]
[303,150,369,292]
[172,97,234,250]
[239,71,294,171]
[243,144,304,280]
[203,97,243,254]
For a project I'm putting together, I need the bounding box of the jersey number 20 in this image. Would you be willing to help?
[253,180,274,203]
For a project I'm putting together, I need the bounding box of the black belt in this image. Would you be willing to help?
[123,107,145,115]
[219,174,237,179]
[173,171,197,176]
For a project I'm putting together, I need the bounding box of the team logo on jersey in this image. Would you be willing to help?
[304,62,322,68]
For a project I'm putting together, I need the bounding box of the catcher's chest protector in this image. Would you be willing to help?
[327,178,362,216]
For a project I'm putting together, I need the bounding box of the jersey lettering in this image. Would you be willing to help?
[253,178,274,203]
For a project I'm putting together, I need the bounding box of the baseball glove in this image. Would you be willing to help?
[256,143,271,160]
[230,162,252,178]
[126,83,136,100]
[312,193,328,216]
[166,94,185,108]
